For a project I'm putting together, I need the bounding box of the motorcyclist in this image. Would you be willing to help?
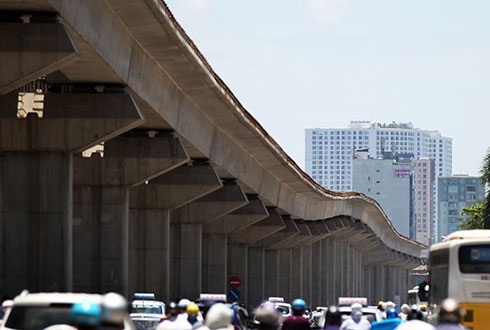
[69,301,102,329]
[282,299,310,330]
[187,303,204,329]
[436,299,467,330]
[324,306,342,330]
[204,303,233,330]
[396,306,435,330]
[339,303,370,330]
[255,301,282,330]
[157,302,192,330]
[371,308,401,330]
[399,304,410,321]
[100,292,127,330]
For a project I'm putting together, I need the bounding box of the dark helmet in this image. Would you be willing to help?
[439,298,463,323]
[325,306,342,326]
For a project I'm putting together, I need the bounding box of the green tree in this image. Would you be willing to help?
[483,148,490,228]
[459,203,485,230]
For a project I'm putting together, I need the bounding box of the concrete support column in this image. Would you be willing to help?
[374,264,386,302]
[73,185,129,294]
[362,265,373,303]
[0,152,73,295]
[248,247,265,308]
[291,246,303,299]
[278,249,292,302]
[202,232,227,293]
[228,243,248,304]
[311,241,322,307]
[322,237,336,305]
[341,241,349,296]
[301,245,312,305]
[264,249,280,298]
[129,209,170,301]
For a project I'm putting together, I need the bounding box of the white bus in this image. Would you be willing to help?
[429,230,490,329]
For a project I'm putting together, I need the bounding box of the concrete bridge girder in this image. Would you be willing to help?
[0,21,80,94]
[251,215,299,249]
[0,93,144,152]
[228,208,286,245]
[203,196,270,235]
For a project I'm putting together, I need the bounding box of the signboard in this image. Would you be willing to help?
[395,169,411,178]
[228,276,242,289]
[227,289,241,302]
[199,294,227,301]
[268,297,284,303]
[338,297,368,306]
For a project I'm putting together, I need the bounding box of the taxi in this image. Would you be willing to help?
[130,293,165,330]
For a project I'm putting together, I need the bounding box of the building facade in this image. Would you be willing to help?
[353,155,412,237]
[305,121,452,192]
[437,176,486,242]
[412,158,436,246]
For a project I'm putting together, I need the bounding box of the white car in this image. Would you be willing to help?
[273,302,292,319]
[130,294,165,330]
[337,306,382,323]
[0,291,134,330]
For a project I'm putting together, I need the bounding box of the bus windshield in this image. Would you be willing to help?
[459,245,490,273]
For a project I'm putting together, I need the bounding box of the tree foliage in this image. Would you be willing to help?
[459,203,485,230]
[482,148,490,229]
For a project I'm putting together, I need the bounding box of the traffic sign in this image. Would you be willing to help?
[228,289,241,302]
[228,276,241,289]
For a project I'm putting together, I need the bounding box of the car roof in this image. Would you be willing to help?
[131,300,164,306]
[275,303,291,307]
[338,306,377,314]
[13,292,103,306]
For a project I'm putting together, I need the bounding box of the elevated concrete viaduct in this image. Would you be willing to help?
[0,1,425,307]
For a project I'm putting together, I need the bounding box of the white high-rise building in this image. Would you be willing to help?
[305,121,452,191]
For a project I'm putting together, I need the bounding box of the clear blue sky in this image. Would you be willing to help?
[166,0,490,176]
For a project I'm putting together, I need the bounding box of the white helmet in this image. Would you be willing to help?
[177,298,191,309]
[101,292,127,325]
[2,300,13,311]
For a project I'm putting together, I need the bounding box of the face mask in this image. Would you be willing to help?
[352,311,362,322]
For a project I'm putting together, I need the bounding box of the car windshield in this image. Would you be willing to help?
[131,305,162,314]
[5,305,72,330]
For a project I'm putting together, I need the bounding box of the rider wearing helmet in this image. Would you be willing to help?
[281,299,310,330]
[324,306,342,330]
[186,303,203,328]
[255,302,282,330]
[371,308,402,330]
[436,298,467,330]
[339,303,370,330]
[70,301,102,329]
[100,292,127,329]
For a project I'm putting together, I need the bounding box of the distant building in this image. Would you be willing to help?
[437,175,486,242]
[412,159,436,246]
[353,153,412,238]
[305,121,452,192]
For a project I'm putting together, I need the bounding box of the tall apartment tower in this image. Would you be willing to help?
[305,121,452,191]
[437,175,486,242]
[412,158,435,246]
